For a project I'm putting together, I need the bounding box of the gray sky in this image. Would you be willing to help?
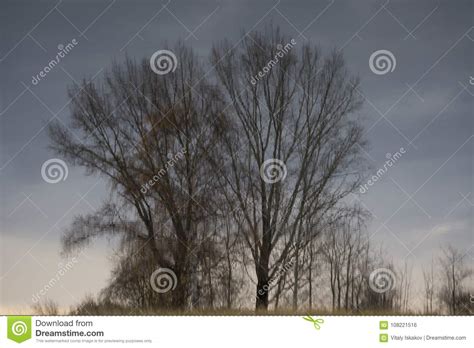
[1,0,473,313]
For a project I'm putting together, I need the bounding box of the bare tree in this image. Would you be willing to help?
[438,245,472,314]
[101,239,166,310]
[422,258,436,314]
[322,210,368,312]
[394,261,413,313]
[49,43,226,309]
[32,299,59,315]
[211,26,367,310]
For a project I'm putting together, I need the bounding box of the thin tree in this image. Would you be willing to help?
[438,245,472,314]
[422,257,436,314]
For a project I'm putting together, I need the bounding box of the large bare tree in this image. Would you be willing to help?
[211,27,368,310]
[49,43,226,309]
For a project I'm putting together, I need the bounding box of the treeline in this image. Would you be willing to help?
[45,27,472,314]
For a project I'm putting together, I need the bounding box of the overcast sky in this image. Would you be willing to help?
[1,0,473,313]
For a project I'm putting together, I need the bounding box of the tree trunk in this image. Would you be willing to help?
[308,244,313,310]
[451,262,456,314]
[256,241,271,310]
[292,247,300,310]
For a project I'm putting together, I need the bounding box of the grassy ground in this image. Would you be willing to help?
[30,299,465,315]
[68,304,441,316]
